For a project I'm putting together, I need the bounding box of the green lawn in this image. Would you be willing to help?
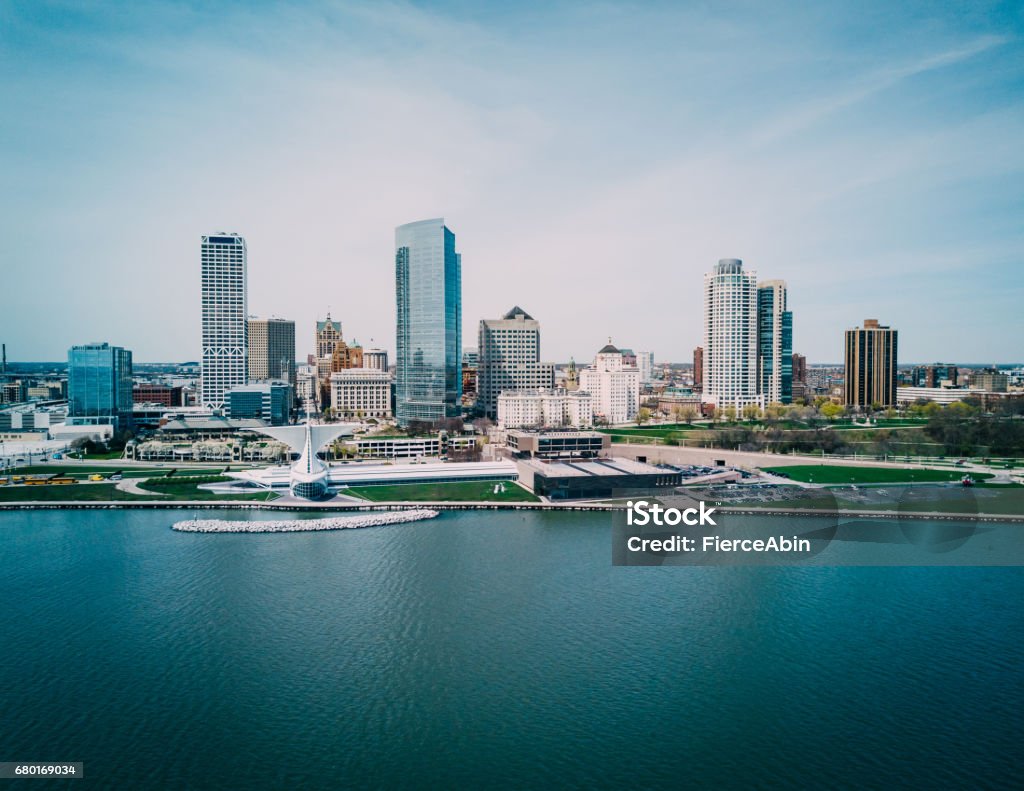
[135,479,277,501]
[0,480,274,502]
[0,483,142,501]
[762,465,993,484]
[6,465,179,479]
[349,481,538,503]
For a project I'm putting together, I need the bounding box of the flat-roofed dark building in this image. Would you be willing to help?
[519,457,681,500]
[506,429,610,459]
[133,384,184,407]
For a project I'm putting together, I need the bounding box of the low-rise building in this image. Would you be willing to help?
[968,370,1009,393]
[497,388,593,429]
[224,382,292,425]
[330,368,392,419]
[345,432,477,460]
[505,429,610,459]
[517,457,681,500]
[895,386,972,406]
[656,388,702,416]
[132,384,184,407]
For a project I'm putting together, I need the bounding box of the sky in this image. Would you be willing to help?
[2,0,1022,365]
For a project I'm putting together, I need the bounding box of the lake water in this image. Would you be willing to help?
[1,508,1022,789]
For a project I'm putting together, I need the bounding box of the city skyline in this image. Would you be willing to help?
[2,1,1022,363]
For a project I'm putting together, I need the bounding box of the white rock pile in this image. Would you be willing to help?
[172,509,439,533]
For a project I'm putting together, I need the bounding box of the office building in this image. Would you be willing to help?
[792,353,807,385]
[315,313,361,383]
[505,429,610,459]
[132,384,184,407]
[295,365,319,411]
[477,307,555,418]
[703,259,760,409]
[579,343,640,425]
[497,388,594,430]
[224,381,291,425]
[201,233,247,409]
[248,317,296,389]
[330,368,393,419]
[67,342,133,427]
[844,319,898,408]
[394,218,462,425]
[363,348,389,372]
[1,381,26,404]
[636,351,655,383]
[757,280,793,404]
[693,347,703,392]
[968,370,1009,392]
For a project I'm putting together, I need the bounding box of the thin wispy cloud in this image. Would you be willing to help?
[1,0,1021,364]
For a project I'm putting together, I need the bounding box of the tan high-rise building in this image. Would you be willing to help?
[316,313,343,360]
[844,319,897,408]
[477,307,555,419]
[314,312,364,405]
[248,317,295,388]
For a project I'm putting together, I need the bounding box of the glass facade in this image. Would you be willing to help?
[67,343,133,427]
[395,219,462,425]
[757,283,793,404]
[225,382,291,425]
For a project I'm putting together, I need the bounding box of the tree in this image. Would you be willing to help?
[742,403,762,422]
[723,405,738,423]
[680,405,698,425]
[820,402,844,421]
[635,407,652,426]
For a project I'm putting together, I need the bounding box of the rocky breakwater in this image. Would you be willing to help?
[172,509,440,533]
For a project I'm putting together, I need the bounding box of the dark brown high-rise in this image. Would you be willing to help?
[693,346,703,392]
[791,353,807,384]
[844,319,897,408]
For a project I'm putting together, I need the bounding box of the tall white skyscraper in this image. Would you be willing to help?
[201,233,248,409]
[477,306,555,418]
[702,258,760,410]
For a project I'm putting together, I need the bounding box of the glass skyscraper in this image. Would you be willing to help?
[394,218,462,425]
[757,280,793,404]
[67,342,133,427]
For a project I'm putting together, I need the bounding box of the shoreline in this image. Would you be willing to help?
[0,500,1022,522]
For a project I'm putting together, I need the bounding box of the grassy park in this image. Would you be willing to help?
[349,481,539,503]
[762,465,993,485]
[0,483,142,502]
[5,465,173,479]
[0,478,274,502]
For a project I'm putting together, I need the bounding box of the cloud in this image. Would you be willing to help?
[1,0,1022,365]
